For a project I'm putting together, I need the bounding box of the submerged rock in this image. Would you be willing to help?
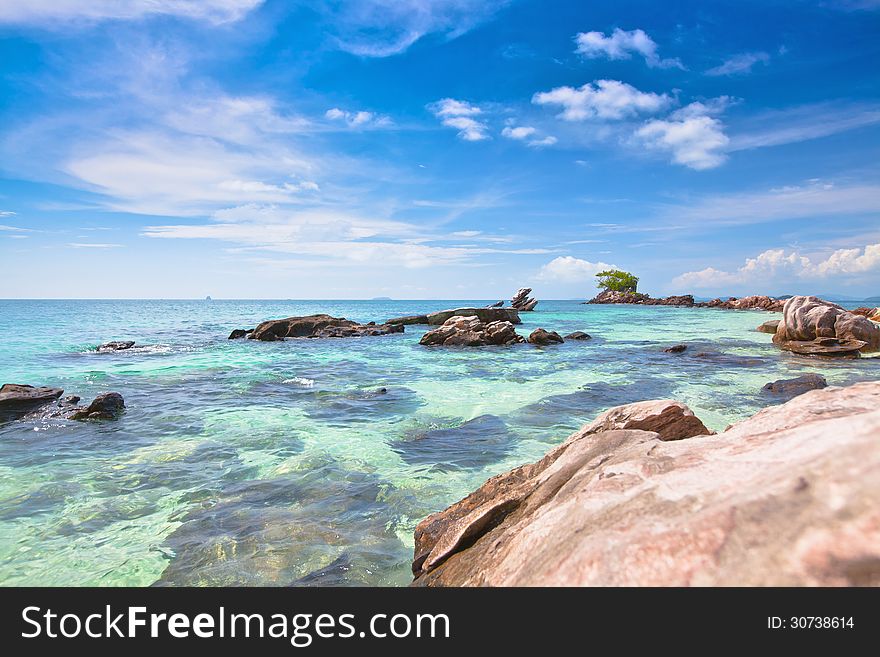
[527,328,563,345]
[68,392,125,420]
[228,329,253,339]
[773,296,880,354]
[756,320,780,334]
[762,373,827,399]
[664,344,687,353]
[247,314,403,341]
[0,383,64,422]
[412,382,880,586]
[97,341,136,352]
[390,414,513,470]
[564,331,592,340]
[419,316,524,347]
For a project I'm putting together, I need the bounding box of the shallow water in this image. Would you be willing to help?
[0,299,877,586]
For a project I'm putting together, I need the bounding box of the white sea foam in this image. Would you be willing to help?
[282,377,315,387]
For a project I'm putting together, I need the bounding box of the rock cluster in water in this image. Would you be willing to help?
[0,383,124,422]
[527,328,563,345]
[411,382,880,586]
[97,341,136,352]
[772,295,880,356]
[587,290,695,306]
[229,314,404,341]
[386,307,521,326]
[510,287,538,311]
[699,295,785,311]
[419,316,525,346]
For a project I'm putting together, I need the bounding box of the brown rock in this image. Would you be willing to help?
[228,329,253,339]
[756,319,780,334]
[762,374,827,399]
[773,296,880,353]
[425,307,521,325]
[664,344,687,353]
[248,314,403,341]
[564,331,592,340]
[412,383,880,586]
[511,288,538,311]
[0,383,64,422]
[385,315,429,326]
[419,316,525,346]
[527,328,564,345]
[68,392,125,421]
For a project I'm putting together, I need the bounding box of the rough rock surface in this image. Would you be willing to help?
[664,344,687,353]
[773,296,880,354]
[68,392,125,420]
[419,316,525,346]
[527,328,563,345]
[228,329,253,340]
[247,314,404,341]
[385,315,430,326]
[412,383,880,586]
[564,331,591,340]
[0,384,64,421]
[756,319,780,334]
[511,288,538,311]
[762,374,827,399]
[425,308,521,326]
[699,295,785,311]
[97,341,135,351]
[851,307,880,321]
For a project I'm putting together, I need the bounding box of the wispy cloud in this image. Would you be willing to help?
[501,124,557,147]
[574,28,684,69]
[68,242,123,249]
[705,51,770,76]
[0,0,263,25]
[533,79,672,121]
[325,108,392,128]
[317,0,510,57]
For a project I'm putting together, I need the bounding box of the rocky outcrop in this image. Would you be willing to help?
[68,392,125,420]
[485,301,504,308]
[851,307,880,322]
[756,319,780,334]
[419,316,524,347]
[699,295,785,311]
[98,341,135,351]
[228,329,253,340]
[511,288,538,311]
[587,290,695,306]
[1,384,125,422]
[664,344,687,353]
[412,382,880,586]
[773,296,880,354]
[0,384,64,421]
[564,331,591,340]
[246,314,404,341]
[386,308,521,326]
[527,328,563,345]
[762,374,827,399]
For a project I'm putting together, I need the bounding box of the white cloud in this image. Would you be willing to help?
[574,28,683,69]
[536,256,615,282]
[428,98,489,141]
[533,80,672,121]
[325,107,392,128]
[527,135,557,147]
[706,51,770,76]
[634,101,730,170]
[0,224,29,232]
[0,0,263,25]
[501,126,536,140]
[674,243,880,288]
[322,0,510,57]
[68,242,123,248]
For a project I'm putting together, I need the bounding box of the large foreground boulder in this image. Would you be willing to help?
[773,296,880,354]
[412,382,880,586]
[0,384,64,421]
[419,316,524,346]
[246,314,403,341]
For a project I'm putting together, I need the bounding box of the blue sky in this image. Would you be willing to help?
[1,0,879,299]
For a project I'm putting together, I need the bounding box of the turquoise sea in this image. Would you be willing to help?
[0,299,877,586]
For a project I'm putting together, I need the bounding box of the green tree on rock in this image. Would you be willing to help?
[596,269,639,293]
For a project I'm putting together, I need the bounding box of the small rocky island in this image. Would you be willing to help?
[411,381,880,586]
[229,314,404,341]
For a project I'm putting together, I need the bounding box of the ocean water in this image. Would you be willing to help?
[0,299,877,587]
